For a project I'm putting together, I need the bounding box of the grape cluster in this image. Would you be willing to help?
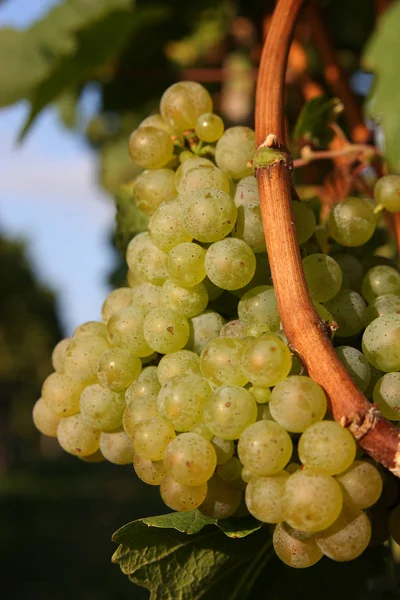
[33,80,400,569]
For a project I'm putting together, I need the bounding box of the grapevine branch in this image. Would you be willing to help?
[255,0,400,476]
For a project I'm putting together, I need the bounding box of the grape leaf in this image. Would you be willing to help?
[293,95,341,148]
[112,513,271,600]
[363,1,400,172]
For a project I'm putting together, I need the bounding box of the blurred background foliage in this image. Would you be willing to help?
[1,0,400,598]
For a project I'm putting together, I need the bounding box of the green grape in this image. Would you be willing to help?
[232,203,266,253]
[80,384,125,431]
[191,422,213,440]
[241,467,254,483]
[362,315,400,372]
[73,321,107,339]
[148,201,192,252]
[131,283,162,316]
[160,81,213,132]
[41,372,84,417]
[139,113,174,134]
[163,432,217,485]
[298,421,356,475]
[64,335,110,383]
[107,306,153,357]
[269,376,327,433]
[97,348,141,392]
[361,265,400,303]
[218,457,242,482]
[229,252,272,299]
[249,386,271,404]
[273,522,323,568]
[205,238,256,290]
[128,126,174,169]
[244,322,270,337]
[126,233,168,285]
[127,268,145,289]
[302,254,342,303]
[182,188,236,243]
[215,127,255,179]
[123,397,159,438]
[204,385,257,440]
[315,505,371,561]
[175,156,214,188]
[32,398,61,437]
[187,310,226,354]
[374,174,400,212]
[57,414,100,457]
[234,175,259,207]
[51,338,71,373]
[195,112,224,142]
[131,168,177,216]
[178,165,230,200]
[336,460,383,509]
[314,302,333,325]
[373,372,400,420]
[332,253,363,291]
[211,437,234,465]
[125,366,160,404]
[157,374,210,431]
[238,285,280,331]
[219,320,247,338]
[238,420,292,476]
[161,279,208,318]
[389,504,400,544]
[143,307,189,353]
[99,430,134,465]
[323,289,366,337]
[245,471,289,523]
[200,337,248,386]
[101,287,134,323]
[328,197,376,247]
[365,294,400,326]
[292,201,316,245]
[132,416,176,461]
[335,346,371,392]
[364,364,382,399]
[157,350,200,386]
[167,242,206,287]
[203,276,224,301]
[133,453,165,485]
[242,333,292,387]
[199,474,242,519]
[283,468,343,533]
[160,474,208,511]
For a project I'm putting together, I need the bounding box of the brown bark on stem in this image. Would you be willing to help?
[255,0,400,476]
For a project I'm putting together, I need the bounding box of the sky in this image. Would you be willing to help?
[0,0,117,335]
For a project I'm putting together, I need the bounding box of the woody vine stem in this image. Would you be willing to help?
[255,0,400,475]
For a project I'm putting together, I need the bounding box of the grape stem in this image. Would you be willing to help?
[293,143,379,169]
[255,0,400,477]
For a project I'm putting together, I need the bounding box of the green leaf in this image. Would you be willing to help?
[363,1,400,171]
[112,513,271,600]
[293,95,341,148]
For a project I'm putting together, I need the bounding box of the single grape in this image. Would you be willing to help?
[123,396,159,437]
[283,468,343,532]
[245,323,271,337]
[131,168,177,216]
[57,414,100,457]
[157,350,200,385]
[182,188,236,243]
[99,430,134,465]
[148,201,192,252]
[292,201,316,245]
[125,366,160,405]
[157,374,210,431]
[80,384,125,431]
[361,265,400,303]
[245,471,289,523]
[336,460,383,509]
[97,348,142,392]
[373,372,400,420]
[315,505,371,561]
[143,307,189,353]
[161,279,208,318]
[132,417,176,461]
[242,333,292,387]
[101,287,134,323]
[133,453,165,485]
[187,310,226,354]
[273,522,323,568]
[73,321,107,339]
[362,315,400,372]
[205,238,256,291]
[175,156,214,188]
[41,372,84,416]
[131,282,162,316]
[230,252,272,299]
[204,385,257,440]
[302,254,342,303]
[198,474,242,519]
[374,174,400,212]
[238,420,292,476]
[32,398,61,437]
[335,346,371,392]
[215,127,255,179]
[160,474,208,511]
[234,175,259,207]
[178,165,230,200]
[211,437,234,465]
[167,242,206,287]
[332,253,363,291]
[139,113,174,134]
[249,386,271,404]
[238,285,280,331]
[219,319,247,338]
[298,421,356,475]
[195,112,224,142]
[107,306,153,357]
[128,126,174,169]
[365,294,400,326]
[323,289,366,337]
[218,457,242,482]
[64,335,111,383]
[232,203,266,253]
[200,337,248,386]
[269,376,327,433]
[51,338,71,373]
[163,432,217,486]
[126,233,168,286]
[160,81,213,132]
[328,197,376,247]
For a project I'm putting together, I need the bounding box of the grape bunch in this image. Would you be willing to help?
[33,80,400,569]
